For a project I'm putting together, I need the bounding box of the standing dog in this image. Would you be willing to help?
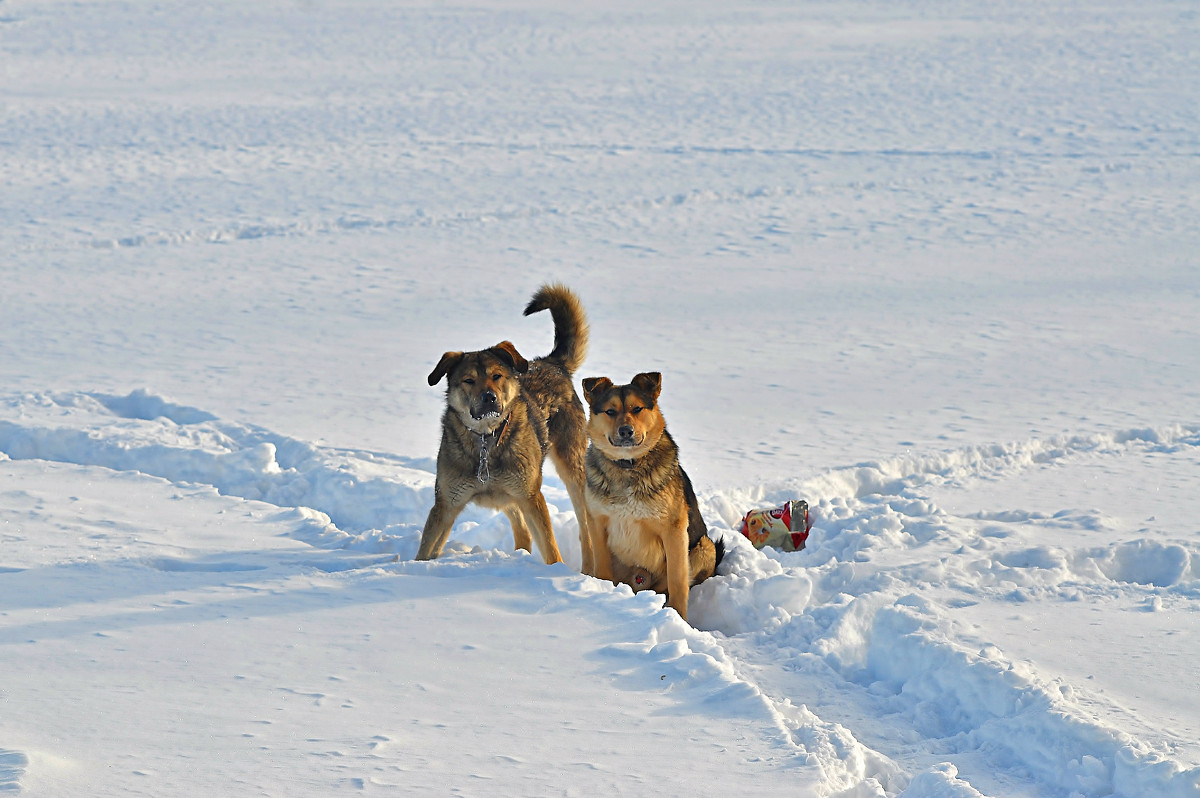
[418,284,594,570]
[581,372,723,622]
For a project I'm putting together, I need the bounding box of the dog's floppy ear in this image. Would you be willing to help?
[581,377,612,403]
[428,351,465,386]
[631,372,662,403]
[489,341,529,374]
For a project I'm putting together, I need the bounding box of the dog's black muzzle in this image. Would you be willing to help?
[472,390,501,419]
[611,425,637,446]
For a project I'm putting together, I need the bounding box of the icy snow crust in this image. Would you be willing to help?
[3,0,1200,795]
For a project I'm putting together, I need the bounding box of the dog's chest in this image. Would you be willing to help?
[590,489,661,520]
[587,489,669,570]
[606,515,665,572]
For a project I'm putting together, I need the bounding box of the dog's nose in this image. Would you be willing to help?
[617,424,634,439]
[481,390,497,404]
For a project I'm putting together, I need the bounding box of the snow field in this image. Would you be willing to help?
[2,391,1198,795]
[3,0,1200,794]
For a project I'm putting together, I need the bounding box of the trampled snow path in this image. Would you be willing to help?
[2,390,1197,796]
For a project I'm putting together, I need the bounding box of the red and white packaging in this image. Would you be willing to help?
[738,500,812,552]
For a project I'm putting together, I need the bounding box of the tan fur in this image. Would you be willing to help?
[581,373,722,623]
[609,538,720,596]
[418,285,594,571]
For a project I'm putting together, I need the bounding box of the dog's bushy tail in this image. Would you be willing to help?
[689,535,725,587]
[524,283,589,375]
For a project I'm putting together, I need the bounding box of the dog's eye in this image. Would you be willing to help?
[631,407,643,415]
[492,374,502,382]
[463,378,475,385]
[605,409,617,417]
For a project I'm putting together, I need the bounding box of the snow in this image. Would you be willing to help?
[2,0,1199,795]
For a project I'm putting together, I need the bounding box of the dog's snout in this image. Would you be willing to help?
[617,424,635,439]
[471,389,502,420]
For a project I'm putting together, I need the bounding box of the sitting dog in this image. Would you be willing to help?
[581,372,723,622]
[417,284,594,569]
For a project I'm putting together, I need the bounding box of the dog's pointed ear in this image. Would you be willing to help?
[428,351,465,386]
[489,341,529,374]
[631,372,662,403]
[581,377,612,403]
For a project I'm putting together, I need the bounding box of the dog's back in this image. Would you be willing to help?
[680,467,724,583]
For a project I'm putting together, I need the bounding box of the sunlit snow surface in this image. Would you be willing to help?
[2,0,1199,795]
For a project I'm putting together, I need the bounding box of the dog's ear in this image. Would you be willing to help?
[581,377,612,403]
[489,341,529,374]
[631,372,662,403]
[428,351,465,386]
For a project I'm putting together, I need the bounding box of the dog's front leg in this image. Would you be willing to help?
[517,492,564,565]
[417,493,465,560]
[577,512,596,577]
[589,513,614,582]
[662,516,691,623]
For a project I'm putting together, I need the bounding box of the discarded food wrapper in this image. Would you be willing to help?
[738,500,812,552]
